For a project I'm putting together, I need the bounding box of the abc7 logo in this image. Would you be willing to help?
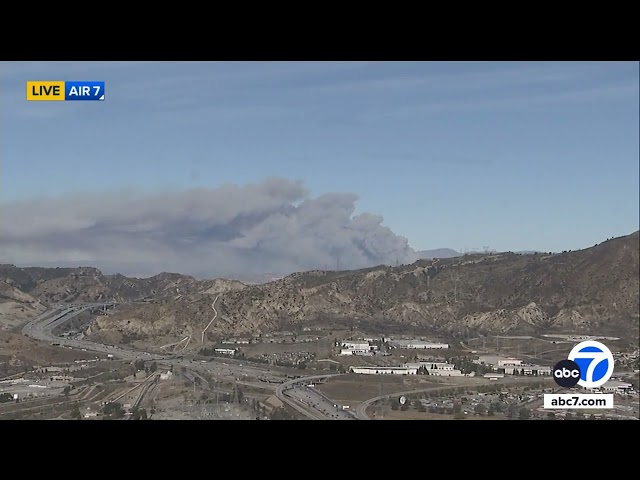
[553,341,614,389]
[553,360,581,388]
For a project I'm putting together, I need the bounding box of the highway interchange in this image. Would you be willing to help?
[21,303,353,419]
[275,374,356,420]
[20,302,519,420]
[22,304,285,382]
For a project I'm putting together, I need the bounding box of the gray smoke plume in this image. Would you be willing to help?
[0,178,424,278]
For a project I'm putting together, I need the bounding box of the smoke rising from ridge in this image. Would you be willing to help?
[0,178,426,278]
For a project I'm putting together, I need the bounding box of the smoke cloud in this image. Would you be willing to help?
[0,178,423,279]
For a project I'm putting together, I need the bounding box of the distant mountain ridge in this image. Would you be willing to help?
[414,248,460,259]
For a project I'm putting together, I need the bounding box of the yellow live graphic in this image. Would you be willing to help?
[26,81,66,101]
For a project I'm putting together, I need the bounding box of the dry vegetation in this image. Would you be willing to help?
[316,374,442,406]
[0,331,100,376]
[1,231,638,348]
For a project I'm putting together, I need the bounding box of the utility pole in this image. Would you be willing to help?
[215,379,219,417]
[379,376,384,419]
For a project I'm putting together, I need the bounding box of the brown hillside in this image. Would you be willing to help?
[87,231,639,346]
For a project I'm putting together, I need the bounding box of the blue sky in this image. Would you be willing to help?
[0,61,638,276]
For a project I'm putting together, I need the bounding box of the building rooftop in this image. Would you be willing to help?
[602,380,633,388]
[353,366,415,370]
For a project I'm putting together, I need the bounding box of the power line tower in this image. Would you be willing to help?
[231,380,238,404]
[450,271,460,302]
[214,379,219,417]
[379,375,386,419]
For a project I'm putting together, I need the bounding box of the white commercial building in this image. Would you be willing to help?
[475,355,522,367]
[498,358,523,367]
[214,348,236,355]
[363,337,385,342]
[340,348,371,356]
[350,366,418,375]
[339,342,377,355]
[502,365,551,375]
[406,362,464,376]
[391,340,449,349]
[597,380,633,394]
[341,342,370,350]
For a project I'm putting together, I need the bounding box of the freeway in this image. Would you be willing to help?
[22,304,165,361]
[21,304,288,385]
[275,374,355,420]
[285,386,357,420]
[21,305,360,417]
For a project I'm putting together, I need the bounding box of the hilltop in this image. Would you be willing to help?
[0,265,245,332]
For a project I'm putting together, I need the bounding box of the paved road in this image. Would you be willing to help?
[355,377,557,419]
[21,304,288,385]
[286,386,356,420]
[355,383,458,420]
[275,374,351,420]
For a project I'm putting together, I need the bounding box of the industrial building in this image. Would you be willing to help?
[473,355,549,375]
[339,341,378,356]
[390,340,449,349]
[339,345,378,356]
[214,348,236,355]
[340,348,370,356]
[341,341,370,350]
[49,375,75,382]
[405,362,464,376]
[596,380,633,394]
[474,355,523,367]
[350,366,418,375]
[363,337,386,343]
[501,365,552,376]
